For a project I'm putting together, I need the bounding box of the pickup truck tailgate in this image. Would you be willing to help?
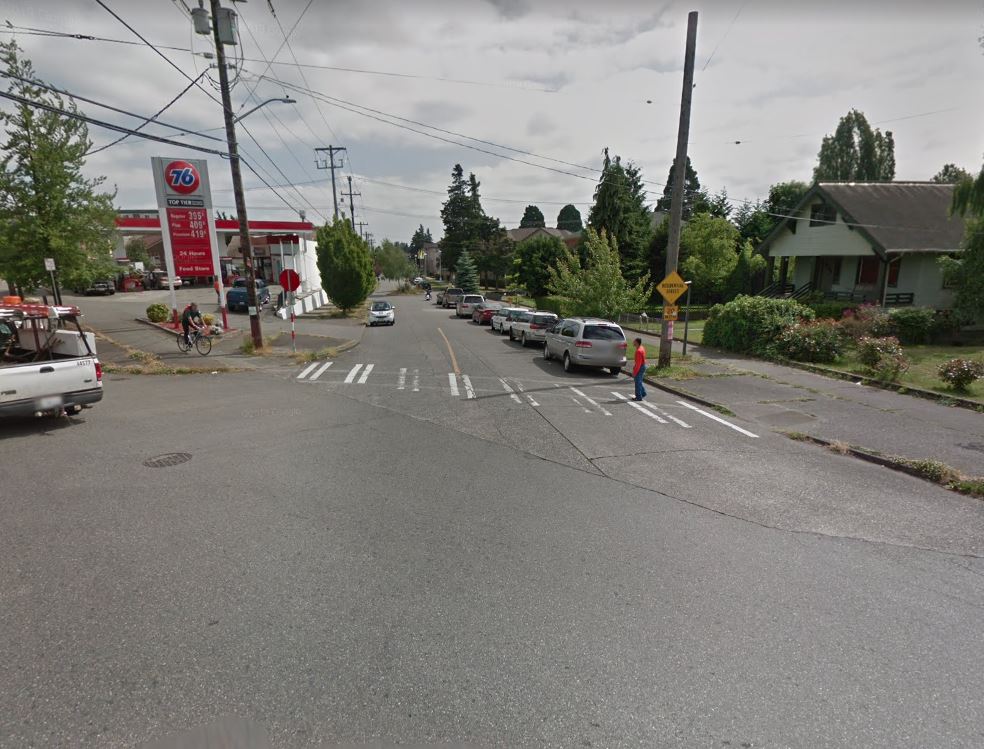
[0,357,103,416]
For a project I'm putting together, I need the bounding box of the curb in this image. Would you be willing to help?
[777,358,984,412]
[617,367,733,413]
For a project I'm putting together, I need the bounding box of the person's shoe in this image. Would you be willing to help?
[632,397,642,401]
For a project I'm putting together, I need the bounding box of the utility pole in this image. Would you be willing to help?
[658,10,698,369]
[345,175,361,229]
[356,221,369,241]
[314,146,345,220]
[208,0,263,349]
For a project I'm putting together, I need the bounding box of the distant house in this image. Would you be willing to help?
[506,227,581,250]
[758,182,965,309]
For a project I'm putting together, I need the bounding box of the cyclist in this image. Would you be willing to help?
[181,302,205,348]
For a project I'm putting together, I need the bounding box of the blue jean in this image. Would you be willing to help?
[634,369,647,400]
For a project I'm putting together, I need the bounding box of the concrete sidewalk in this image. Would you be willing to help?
[632,331,984,476]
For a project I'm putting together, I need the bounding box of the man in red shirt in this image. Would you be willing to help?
[632,337,647,401]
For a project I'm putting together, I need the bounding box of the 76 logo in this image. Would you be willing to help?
[164,160,200,194]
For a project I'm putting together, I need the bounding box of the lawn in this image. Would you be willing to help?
[621,317,704,344]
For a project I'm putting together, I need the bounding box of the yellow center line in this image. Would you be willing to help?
[437,327,460,375]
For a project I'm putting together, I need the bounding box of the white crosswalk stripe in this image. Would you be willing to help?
[612,392,667,422]
[678,401,758,438]
[461,374,476,399]
[397,367,407,390]
[448,372,460,397]
[513,380,538,407]
[310,362,333,380]
[571,387,612,416]
[640,400,690,427]
[344,363,363,384]
[499,377,522,403]
[297,362,319,379]
[357,364,374,384]
[412,369,420,392]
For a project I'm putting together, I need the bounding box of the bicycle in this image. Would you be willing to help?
[176,328,212,355]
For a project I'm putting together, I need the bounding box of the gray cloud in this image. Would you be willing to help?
[484,0,531,20]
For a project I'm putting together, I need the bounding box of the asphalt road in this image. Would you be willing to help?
[2,286,983,747]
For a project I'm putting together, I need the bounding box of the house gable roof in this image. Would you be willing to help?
[506,227,580,243]
[759,182,965,258]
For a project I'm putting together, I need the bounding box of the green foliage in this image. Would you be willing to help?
[813,109,895,182]
[939,218,984,322]
[125,238,153,269]
[0,40,118,292]
[587,148,653,278]
[519,204,546,228]
[472,230,513,288]
[547,228,652,319]
[951,170,984,218]
[770,319,845,363]
[937,358,984,391]
[655,156,702,219]
[511,234,566,297]
[679,214,740,301]
[856,335,908,380]
[840,304,896,340]
[146,303,169,323]
[556,204,583,232]
[409,224,433,255]
[62,253,119,291]
[888,306,936,344]
[454,249,480,293]
[375,239,416,281]
[703,295,815,356]
[808,301,860,320]
[317,218,375,311]
[533,295,570,316]
[932,163,971,184]
[724,241,768,299]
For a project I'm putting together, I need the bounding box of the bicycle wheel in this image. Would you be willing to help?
[177,333,191,352]
[195,335,212,355]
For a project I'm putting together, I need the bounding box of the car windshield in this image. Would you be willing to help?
[233,279,247,287]
[371,302,391,311]
[583,324,625,341]
[533,314,557,324]
[463,296,482,303]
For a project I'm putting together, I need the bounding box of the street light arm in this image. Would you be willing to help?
[232,97,296,123]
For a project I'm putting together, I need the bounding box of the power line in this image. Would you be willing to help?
[700,2,745,73]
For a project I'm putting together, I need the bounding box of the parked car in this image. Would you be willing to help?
[509,311,559,346]
[543,318,627,375]
[498,308,534,338]
[147,271,182,289]
[367,300,396,326]
[226,278,271,312]
[490,307,526,334]
[456,294,485,318]
[80,279,116,296]
[441,287,464,309]
[472,301,503,325]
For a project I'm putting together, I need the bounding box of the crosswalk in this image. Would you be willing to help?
[294,361,760,438]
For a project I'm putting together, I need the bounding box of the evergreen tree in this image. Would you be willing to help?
[511,234,566,297]
[316,218,375,311]
[813,109,895,182]
[409,224,433,254]
[455,249,480,293]
[519,204,546,228]
[556,204,583,232]
[0,39,117,293]
[655,156,702,219]
[587,148,653,277]
[439,164,473,273]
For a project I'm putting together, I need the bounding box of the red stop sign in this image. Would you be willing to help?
[279,269,301,292]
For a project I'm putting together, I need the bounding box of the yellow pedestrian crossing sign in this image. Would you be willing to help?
[663,304,679,321]
[657,271,688,303]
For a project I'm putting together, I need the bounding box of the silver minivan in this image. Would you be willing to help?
[543,318,627,375]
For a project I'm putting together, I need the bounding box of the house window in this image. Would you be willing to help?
[856,257,880,286]
[809,203,836,227]
[887,258,901,288]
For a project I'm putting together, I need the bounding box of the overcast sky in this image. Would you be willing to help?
[1,0,982,243]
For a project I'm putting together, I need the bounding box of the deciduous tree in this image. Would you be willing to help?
[679,214,740,302]
[511,234,566,297]
[375,239,415,281]
[939,219,984,323]
[0,40,117,293]
[932,163,971,184]
[813,109,895,182]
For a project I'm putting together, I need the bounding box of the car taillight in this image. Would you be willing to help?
[95,359,103,381]
[530,323,545,330]
[617,342,627,350]
[575,340,592,348]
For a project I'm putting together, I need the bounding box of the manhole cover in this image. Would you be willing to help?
[143,452,192,468]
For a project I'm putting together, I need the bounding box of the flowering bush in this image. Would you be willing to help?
[771,319,845,363]
[937,358,984,391]
[856,336,908,380]
[840,304,895,340]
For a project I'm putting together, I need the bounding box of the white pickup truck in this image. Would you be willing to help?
[0,303,103,418]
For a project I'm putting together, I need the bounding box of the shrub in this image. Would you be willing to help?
[770,319,845,363]
[146,303,169,323]
[840,304,895,340]
[937,358,984,391]
[888,306,936,345]
[534,295,569,316]
[856,335,908,380]
[929,309,960,342]
[808,301,860,320]
[703,295,814,355]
